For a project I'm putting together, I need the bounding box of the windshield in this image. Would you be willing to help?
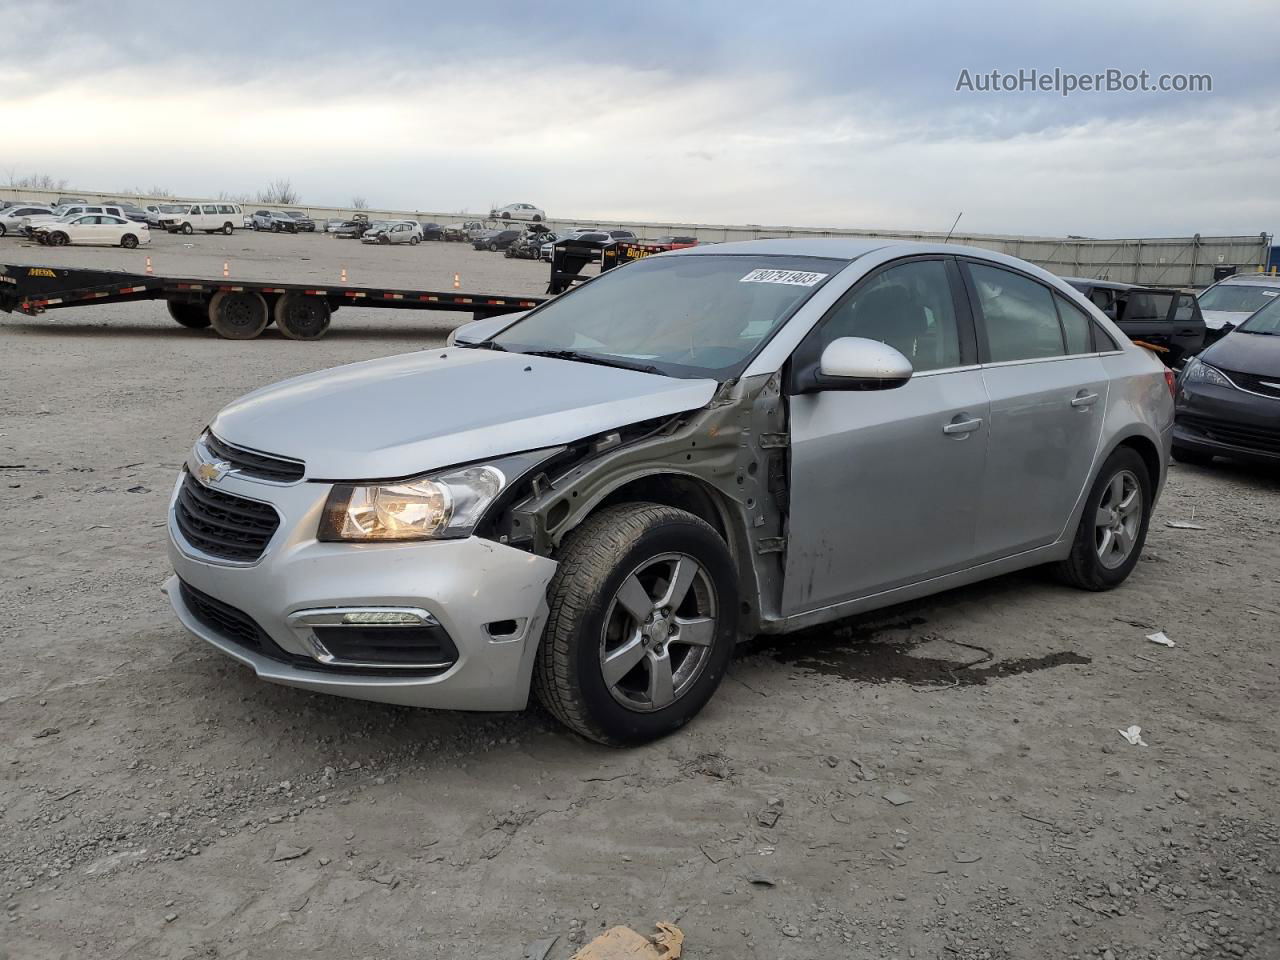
[491,254,844,378]
[1198,282,1280,313]
[160,204,186,212]
[1238,295,1280,334]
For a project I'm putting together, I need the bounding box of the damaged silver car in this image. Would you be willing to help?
[165,239,1175,744]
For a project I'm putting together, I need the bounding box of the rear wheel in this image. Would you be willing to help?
[1171,443,1214,466]
[208,290,269,340]
[120,234,138,249]
[410,235,420,245]
[1056,447,1152,591]
[273,292,331,340]
[534,503,738,745]
[181,223,193,235]
[167,300,210,329]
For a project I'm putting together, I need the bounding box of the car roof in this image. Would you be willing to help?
[1213,273,1280,287]
[665,237,893,260]
[1062,276,1139,291]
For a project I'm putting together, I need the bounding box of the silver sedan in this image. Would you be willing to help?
[166,238,1173,744]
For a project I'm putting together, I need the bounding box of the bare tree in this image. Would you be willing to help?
[256,179,300,205]
[351,195,369,210]
[121,185,175,198]
[6,170,69,190]
[216,190,252,203]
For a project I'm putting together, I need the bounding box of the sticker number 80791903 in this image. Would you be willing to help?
[739,268,828,286]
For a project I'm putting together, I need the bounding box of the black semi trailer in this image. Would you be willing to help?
[0,263,545,340]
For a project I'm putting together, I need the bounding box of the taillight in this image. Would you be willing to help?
[1163,369,1176,397]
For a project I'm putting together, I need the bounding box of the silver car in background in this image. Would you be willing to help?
[165,239,1174,744]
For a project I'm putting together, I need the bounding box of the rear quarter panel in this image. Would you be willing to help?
[1098,347,1174,498]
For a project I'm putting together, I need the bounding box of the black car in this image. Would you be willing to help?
[472,228,520,251]
[1065,278,1205,367]
[1172,296,1280,466]
[417,221,444,241]
[331,219,370,239]
[284,210,316,232]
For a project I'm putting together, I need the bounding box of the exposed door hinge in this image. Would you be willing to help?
[756,536,786,554]
[759,433,788,449]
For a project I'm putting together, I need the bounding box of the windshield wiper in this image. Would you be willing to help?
[461,339,507,350]
[519,349,662,375]
[1236,328,1277,336]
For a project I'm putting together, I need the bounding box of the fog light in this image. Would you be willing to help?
[341,610,425,625]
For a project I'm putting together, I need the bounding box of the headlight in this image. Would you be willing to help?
[317,449,560,543]
[1180,357,1233,389]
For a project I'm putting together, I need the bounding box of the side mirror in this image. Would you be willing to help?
[812,337,913,391]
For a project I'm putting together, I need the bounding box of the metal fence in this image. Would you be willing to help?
[2,186,1269,288]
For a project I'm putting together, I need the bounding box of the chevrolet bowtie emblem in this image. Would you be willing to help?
[197,459,231,484]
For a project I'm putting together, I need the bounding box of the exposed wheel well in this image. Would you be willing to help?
[595,475,730,545]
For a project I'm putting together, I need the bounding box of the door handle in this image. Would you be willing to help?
[1070,391,1099,408]
[943,416,983,436]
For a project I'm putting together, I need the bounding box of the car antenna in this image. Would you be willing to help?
[943,211,963,244]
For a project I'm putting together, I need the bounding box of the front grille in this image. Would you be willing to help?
[174,471,280,562]
[179,580,269,652]
[1221,369,1280,400]
[1178,413,1280,454]
[205,432,304,483]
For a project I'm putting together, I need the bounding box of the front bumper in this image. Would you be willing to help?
[165,469,558,710]
[1174,382,1280,463]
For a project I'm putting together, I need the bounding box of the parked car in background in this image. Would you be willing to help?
[161,203,242,235]
[646,236,699,250]
[33,214,150,248]
[1196,273,1280,339]
[0,204,54,236]
[1065,278,1205,367]
[1173,293,1280,466]
[417,222,444,241]
[539,229,635,262]
[361,221,422,245]
[249,210,299,233]
[284,210,316,232]
[330,218,372,238]
[491,202,545,222]
[166,239,1173,744]
[55,196,88,206]
[144,203,184,227]
[21,204,127,235]
[444,220,485,241]
[472,228,521,251]
[106,201,151,224]
[506,230,553,259]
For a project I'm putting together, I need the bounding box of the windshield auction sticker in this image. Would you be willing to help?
[739,269,828,286]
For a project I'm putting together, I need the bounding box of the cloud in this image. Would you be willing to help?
[2,0,1277,236]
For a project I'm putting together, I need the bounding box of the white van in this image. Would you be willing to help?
[159,202,243,235]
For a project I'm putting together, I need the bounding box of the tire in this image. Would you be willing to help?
[534,503,738,745]
[501,212,510,219]
[1055,447,1152,591]
[120,234,138,249]
[50,232,69,246]
[0,224,6,237]
[208,290,269,340]
[271,223,280,233]
[410,235,420,245]
[378,234,390,245]
[488,241,498,252]
[533,214,542,222]
[167,300,211,329]
[1171,443,1214,467]
[181,223,193,235]
[273,292,331,340]
[223,223,234,235]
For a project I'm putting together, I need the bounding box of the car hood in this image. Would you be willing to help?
[1201,329,1280,376]
[209,348,718,480]
[1201,309,1257,330]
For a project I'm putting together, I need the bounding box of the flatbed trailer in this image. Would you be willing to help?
[0,264,546,340]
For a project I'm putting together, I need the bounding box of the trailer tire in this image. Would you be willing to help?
[222,223,234,235]
[121,234,139,249]
[167,300,211,329]
[181,223,193,235]
[273,293,331,340]
[209,290,269,340]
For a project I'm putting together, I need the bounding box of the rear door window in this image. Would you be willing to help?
[966,262,1066,362]
[1055,295,1094,354]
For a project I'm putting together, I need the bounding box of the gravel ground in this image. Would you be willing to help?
[1,231,1278,960]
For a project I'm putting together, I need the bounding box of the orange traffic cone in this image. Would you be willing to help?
[145,256,153,275]
[341,267,348,284]
[222,261,229,278]
[453,273,460,289]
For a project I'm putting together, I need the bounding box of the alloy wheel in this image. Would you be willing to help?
[599,553,717,712]
[1095,469,1142,569]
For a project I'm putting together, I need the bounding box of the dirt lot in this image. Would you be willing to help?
[1,230,1278,960]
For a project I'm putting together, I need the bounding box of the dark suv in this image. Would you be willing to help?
[1065,278,1205,367]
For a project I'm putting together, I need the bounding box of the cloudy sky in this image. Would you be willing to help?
[3,0,1277,237]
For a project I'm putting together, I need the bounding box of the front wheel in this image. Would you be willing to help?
[488,241,498,251]
[534,503,738,745]
[50,232,69,246]
[120,234,138,249]
[181,223,193,235]
[1055,447,1152,591]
